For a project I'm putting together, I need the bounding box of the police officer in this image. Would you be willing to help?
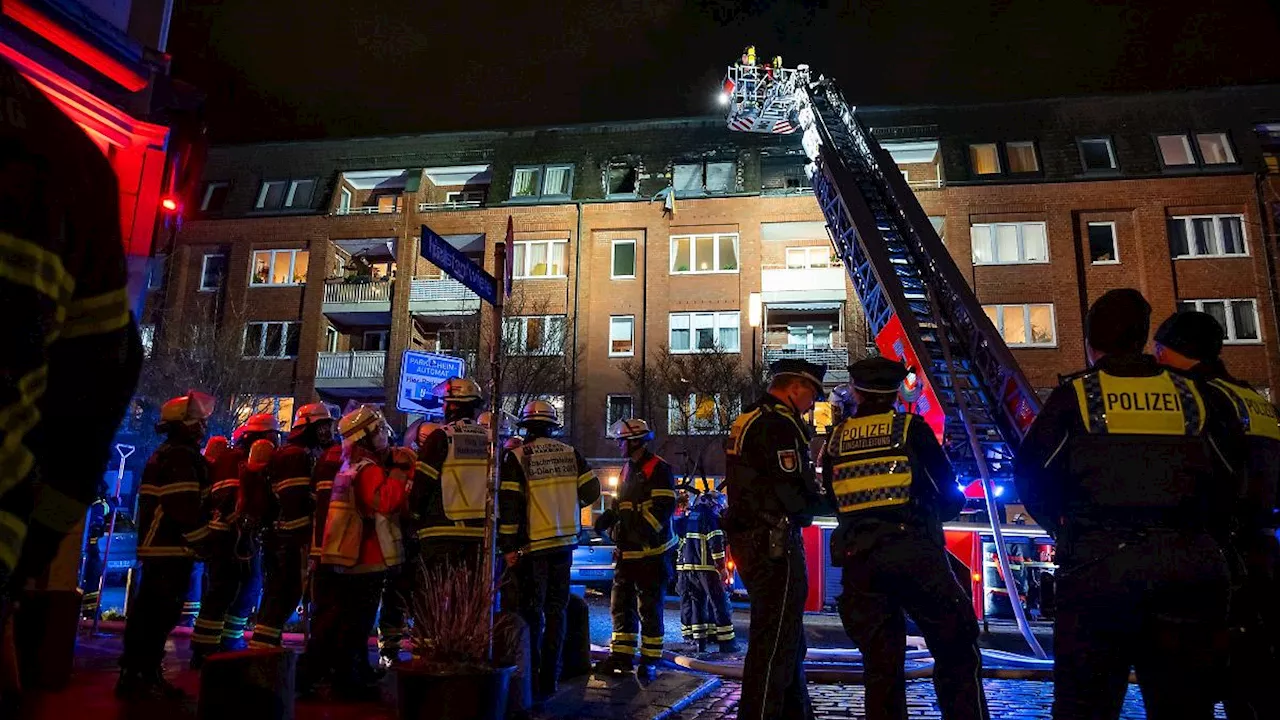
[117,392,214,700]
[190,414,277,667]
[822,357,987,720]
[1153,310,1280,720]
[594,418,677,680]
[676,490,738,654]
[723,358,828,720]
[251,403,334,650]
[1015,289,1239,719]
[499,400,601,702]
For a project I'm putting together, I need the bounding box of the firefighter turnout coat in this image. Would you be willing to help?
[412,418,490,542]
[499,437,601,556]
[612,451,677,562]
[136,439,210,558]
[266,436,323,542]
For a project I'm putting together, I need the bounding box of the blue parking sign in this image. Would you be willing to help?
[397,349,468,415]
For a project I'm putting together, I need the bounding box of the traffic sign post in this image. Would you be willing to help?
[397,350,467,416]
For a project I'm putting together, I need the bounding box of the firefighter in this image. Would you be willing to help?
[0,56,142,677]
[301,406,411,699]
[1153,310,1280,720]
[190,414,278,667]
[299,424,344,690]
[722,358,827,720]
[251,403,334,650]
[499,400,601,702]
[1015,289,1240,720]
[822,356,987,720]
[593,418,677,680]
[676,490,738,654]
[117,392,214,700]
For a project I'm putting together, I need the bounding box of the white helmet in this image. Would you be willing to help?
[338,405,386,448]
[433,377,482,404]
[518,400,560,427]
[609,418,653,442]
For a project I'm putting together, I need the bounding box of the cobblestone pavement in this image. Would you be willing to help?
[668,679,1228,719]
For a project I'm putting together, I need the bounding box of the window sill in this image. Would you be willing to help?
[242,356,298,360]
[971,261,1051,267]
[610,274,637,280]
[506,195,573,204]
[670,269,741,276]
[608,352,635,358]
[249,283,307,288]
[1223,339,1264,346]
[1089,260,1121,266]
[669,349,741,355]
[513,275,569,281]
[198,287,221,293]
[1172,254,1251,261]
[1005,344,1058,350]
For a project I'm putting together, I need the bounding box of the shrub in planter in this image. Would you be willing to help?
[396,557,514,720]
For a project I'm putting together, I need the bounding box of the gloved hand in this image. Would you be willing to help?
[389,447,417,471]
[593,509,617,534]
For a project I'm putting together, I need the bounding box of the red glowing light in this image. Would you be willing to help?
[160,197,179,212]
[3,0,147,92]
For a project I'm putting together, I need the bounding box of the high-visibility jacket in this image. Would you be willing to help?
[266,437,325,542]
[411,419,490,542]
[498,436,601,555]
[1207,377,1280,528]
[612,451,677,561]
[309,444,343,558]
[321,456,407,572]
[0,58,142,577]
[676,505,725,572]
[136,440,210,558]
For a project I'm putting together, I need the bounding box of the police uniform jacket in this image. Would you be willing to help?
[1014,353,1242,545]
[723,394,824,531]
[136,439,210,558]
[1197,371,1280,530]
[611,450,677,562]
[411,418,490,543]
[821,408,962,559]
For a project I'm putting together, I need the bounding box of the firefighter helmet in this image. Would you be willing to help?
[609,418,653,442]
[338,405,386,448]
[518,400,560,427]
[433,377,483,404]
[203,436,229,462]
[160,391,215,425]
[243,413,281,434]
[294,402,333,429]
[477,411,494,428]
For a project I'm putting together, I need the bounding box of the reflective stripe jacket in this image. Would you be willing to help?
[207,447,247,537]
[498,437,601,556]
[612,451,677,561]
[266,437,325,543]
[676,505,726,572]
[1206,376,1280,529]
[321,456,408,572]
[0,59,142,576]
[723,395,824,531]
[136,440,210,558]
[309,444,343,558]
[1015,353,1242,540]
[411,419,490,542]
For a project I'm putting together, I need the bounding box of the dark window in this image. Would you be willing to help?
[1087,223,1118,263]
[612,240,636,278]
[284,324,301,356]
[608,164,637,195]
[607,395,633,427]
[201,182,230,212]
[200,254,227,291]
[1168,218,1189,257]
[761,155,809,192]
[286,179,315,208]
[258,181,287,209]
[243,324,264,356]
[265,324,284,356]
[1078,138,1117,172]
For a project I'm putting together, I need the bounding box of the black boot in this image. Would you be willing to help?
[592,653,634,677]
[717,639,741,654]
[637,660,659,683]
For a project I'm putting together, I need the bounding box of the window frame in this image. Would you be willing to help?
[611,239,637,279]
[1195,132,1237,165]
[509,163,575,201]
[672,160,736,196]
[1155,133,1198,168]
[609,315,636,357]
[284,179,315,209]
[784,246,832,270]
[983,303,1058,348]
[1086,222,1120,265]
[255,180,288,210]
[606,394,634,430]
[1005,141,1040,174]
[667,393,741,435]
[1155,131,1239,169]
[1077,137,1119,173]
[969,222,1050,266]
[249,248,310,287]
[504,315,567,356]
[968,143,1001,176]
[324,326,339,353]
[445,190,485,206]
[200,181,230,212]
[1168,214,1249,259]
[668,311,741,354]
[511,239,569,279]
[362,330,390,352]
[669,233,740,274]
[199,253,228,292]
[242,321,302,359]
[1177,298,1262,344]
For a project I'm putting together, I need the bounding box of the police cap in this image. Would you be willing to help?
[848,356,909,394]
[1086,288,1151,354]
[1153,311,1224,362]
[769,358,826,398]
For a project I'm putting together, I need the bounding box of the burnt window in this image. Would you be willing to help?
[607,163,638,196]
[761,155,809,193]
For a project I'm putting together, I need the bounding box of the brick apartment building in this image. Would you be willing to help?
[140,85,1280,477]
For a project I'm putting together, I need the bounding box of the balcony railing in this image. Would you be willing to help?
[418,200,483,211]
[410,276,481,303]
[906,177,944,190]
[323,280,392,305]
[315,351,386,380]
[763,344,850,381]
[335,206,399,215]
[761,264,847,294]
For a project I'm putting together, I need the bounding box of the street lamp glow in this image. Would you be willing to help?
[718,92,730,106]
[607,475,619,488]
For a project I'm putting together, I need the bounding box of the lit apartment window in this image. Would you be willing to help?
[235,396,296,432]
[969,141,1039,176]
[670,233,739,274]
[970,222,1049,265]
[1006,141,1039,173]
[609,316,635,357]
[668,393,740,435]
[1157,132,1237,167]
[201,182,230,212]
[968,144,1000,175]
[200,253,228,291]
[606,395,634,428]
[669,311,740,353]
[785,247,831,269]
[983,304,1056,348]
[512,240,568,278]
[673,161,735,196]
[1177,299,1261,343]
[243,321,301,358]
[250,249,309,286]
[611,239,637,278]
[1077,137,1118,172]
[1087,223,1119,264]
[510,164,574,200]
[1168,215,1247,259]
[504,315,567,356]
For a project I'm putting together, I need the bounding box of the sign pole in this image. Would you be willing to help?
[483,241,506,661]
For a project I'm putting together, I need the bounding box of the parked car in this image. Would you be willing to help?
[570,528,615,590]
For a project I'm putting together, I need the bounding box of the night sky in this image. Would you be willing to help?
[168,0,1280,144]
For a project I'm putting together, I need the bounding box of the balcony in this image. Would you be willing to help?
[409,276,482,316]
[763,342,850,384]
[418,199,483,212]
[314,351,386,392]
[760,264,847,304]
[335,205,397,216]
[322,279,392,325]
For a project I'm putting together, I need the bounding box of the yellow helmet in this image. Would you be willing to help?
[432,376,483,404]
[294,402,333,429]
[160,391,215,426]
[518,400,560,427]
[338,405,386,448]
